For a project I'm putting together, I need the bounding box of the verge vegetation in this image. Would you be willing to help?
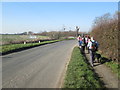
[1,40,60,55]
[105,61,120,79]
[97,52,120,79]
[63,47,104,88]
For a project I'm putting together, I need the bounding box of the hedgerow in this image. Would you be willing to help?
[90,12,119,62]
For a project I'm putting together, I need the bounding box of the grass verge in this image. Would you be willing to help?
[105,60,120,79]
[0,40,60,55]
[63,47,104,88]
[96,51,120,79]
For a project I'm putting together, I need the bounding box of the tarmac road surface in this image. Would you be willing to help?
[2,40,77,88]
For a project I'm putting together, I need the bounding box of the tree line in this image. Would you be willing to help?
[35,30,81,39]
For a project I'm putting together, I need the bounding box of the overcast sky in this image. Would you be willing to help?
[1,1,118,34]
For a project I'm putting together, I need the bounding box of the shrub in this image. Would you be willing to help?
[90,12,119,62]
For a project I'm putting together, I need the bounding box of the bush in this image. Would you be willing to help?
[90,12,119,62]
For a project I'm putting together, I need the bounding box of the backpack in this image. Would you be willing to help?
[81,38,86,46]
[91,41,97,51]
[79,37,81,41]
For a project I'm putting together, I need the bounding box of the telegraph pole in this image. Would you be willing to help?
[63,25,66,31]
[76,26,80,37]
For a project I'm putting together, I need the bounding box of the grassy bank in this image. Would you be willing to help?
[63,47,103,88]
[0,40,60,55]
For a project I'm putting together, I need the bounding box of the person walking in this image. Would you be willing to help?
[87,37,98,67]
[77,35,82,48]
[87,36,91,53]
[80,36,86,54]
[85,35,88,50]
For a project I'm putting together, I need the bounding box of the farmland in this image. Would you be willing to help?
[0,34,63,55]
[0,34,54,55]
[0,34,50,45]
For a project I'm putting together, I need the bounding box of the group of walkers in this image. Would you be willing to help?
[77,34,99,67]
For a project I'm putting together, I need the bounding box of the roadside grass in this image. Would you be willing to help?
[96,51,120,79]
[0,40,60,55]
[105,61,120,79]
[63,47,104,88]
[63,38,76,40]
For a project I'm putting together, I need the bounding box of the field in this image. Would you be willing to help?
[0,34,53,55]
[0,34,50,45]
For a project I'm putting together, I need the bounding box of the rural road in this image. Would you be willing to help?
[2,40,77,88]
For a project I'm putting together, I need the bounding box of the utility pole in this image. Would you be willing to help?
[76,26,80,37]
[63,25,66,31]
